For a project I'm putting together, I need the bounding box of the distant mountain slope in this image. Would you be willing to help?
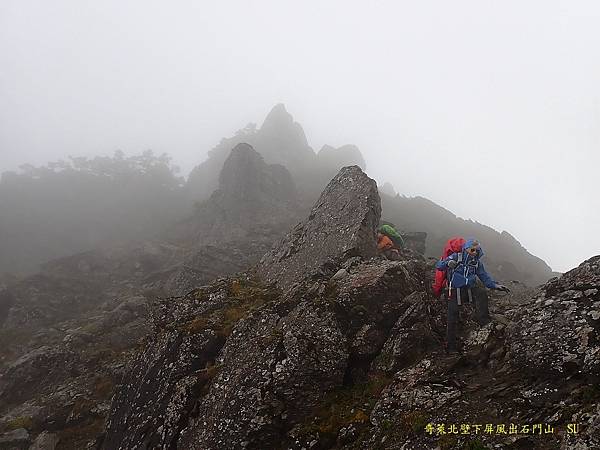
[0,144,304,336]
[380,193,554,285]
[169,143,304,256]
[186,104,366,201]
[0,151,187,276]
[0,103,555,289]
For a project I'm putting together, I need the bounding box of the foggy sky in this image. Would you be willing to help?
[1,1,599,272]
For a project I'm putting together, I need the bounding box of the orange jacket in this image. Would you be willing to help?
[377,234,394,251]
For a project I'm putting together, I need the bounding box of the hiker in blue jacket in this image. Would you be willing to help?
[436,238,510,353]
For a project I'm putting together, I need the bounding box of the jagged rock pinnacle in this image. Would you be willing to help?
[256,165,381,289]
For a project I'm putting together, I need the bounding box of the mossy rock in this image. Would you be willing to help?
[180,278,278,339]
[297,373,394,442]
[3,416,33,431]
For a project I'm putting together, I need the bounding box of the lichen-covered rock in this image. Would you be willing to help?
[28,431,59,450]
[371,292,440,374]
[332,259,429,378]
[178,303,348,449]
[505,256,600,377]
[544,256,600,297]
[102,166,434,449]
[102,277,276,450]
[0,428,29,449]
[370,359,461,427]
[174,258,429,449]
[103,328,223,449]
[0,346,80,407]
[257,166,380,289]
[564,401,600,449]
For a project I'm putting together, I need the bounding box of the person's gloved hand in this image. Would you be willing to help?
[447,260,458,269]
[495,284,510,292]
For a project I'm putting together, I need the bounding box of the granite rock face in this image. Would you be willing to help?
[505,255,600,377]
[0,145,305,449]
[102,165,431,449]
[176,143,300,245]
[100,165,600,449]
[4,160,599,450]
[256,165,381,289]
[102,279,249,450]
[102,257,430,449]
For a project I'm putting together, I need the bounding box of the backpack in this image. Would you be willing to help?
[378,224,405,249]
[432,236,466,298]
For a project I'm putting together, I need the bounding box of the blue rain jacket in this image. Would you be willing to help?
[435,238,497,289]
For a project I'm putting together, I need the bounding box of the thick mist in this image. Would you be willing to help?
[1,1,599,272]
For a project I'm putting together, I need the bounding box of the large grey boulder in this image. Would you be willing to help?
[28,431,59,450]
[505,255,600,377]
[256,165,380,289]
[170,143,301,252]
[186,104,317,201]
[0,428,29,449]
[178,303,348,450]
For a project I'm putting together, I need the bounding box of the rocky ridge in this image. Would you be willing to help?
[98,167,599,450]
[0,162,597,449]
[380,193,556,285]
[0,144,303,449]
[102,166,430,449]
[186,104,367,201]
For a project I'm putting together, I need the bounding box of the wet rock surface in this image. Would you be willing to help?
[103,175,600,450]
[256,165,380,289]
[0,144,305,449]
[506,256,600,377]
[104,256,430,449]
[2,163,599,450]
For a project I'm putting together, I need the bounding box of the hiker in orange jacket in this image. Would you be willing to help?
[377,232,400,260]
